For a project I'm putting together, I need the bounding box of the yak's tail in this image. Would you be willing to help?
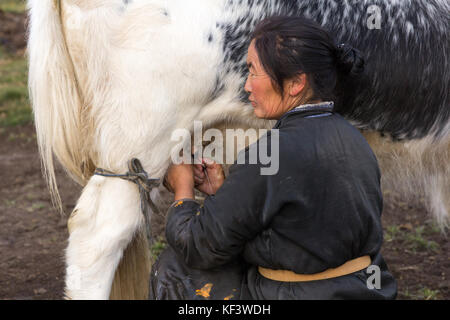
[28,1,150,300]
[27,0,94,211]
[109,229,152,300]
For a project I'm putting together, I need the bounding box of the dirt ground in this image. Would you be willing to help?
[0,125,80,299]
[0,9,27,55]
[0,8,448,300]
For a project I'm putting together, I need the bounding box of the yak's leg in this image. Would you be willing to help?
[427,174,450,229]
[64,175,144,300]
[418,137,450,230]
[363,131,449,230]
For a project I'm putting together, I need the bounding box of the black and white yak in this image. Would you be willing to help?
[27,0,449,299]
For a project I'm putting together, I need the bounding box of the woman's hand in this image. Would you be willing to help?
[193,158,225,195]
[166,163,195,201]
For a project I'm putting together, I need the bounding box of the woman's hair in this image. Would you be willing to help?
[251,16,364,101]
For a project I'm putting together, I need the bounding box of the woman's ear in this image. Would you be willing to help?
[288,73,307,97]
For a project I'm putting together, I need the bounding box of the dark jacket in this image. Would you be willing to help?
[152,103,397,300]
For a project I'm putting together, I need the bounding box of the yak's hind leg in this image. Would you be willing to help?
[65,175,146,300]
[410,135,450,230]
[364,131,450,231]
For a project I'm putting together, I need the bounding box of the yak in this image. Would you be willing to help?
[27,0,449,299]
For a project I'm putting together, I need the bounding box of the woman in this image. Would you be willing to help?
[149,16,397,300]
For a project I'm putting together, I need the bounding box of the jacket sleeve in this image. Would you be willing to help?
[165,157,279,270]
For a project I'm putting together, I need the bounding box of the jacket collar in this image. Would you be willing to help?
[273,101,335,129]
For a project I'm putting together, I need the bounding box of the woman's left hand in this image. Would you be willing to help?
[165,163,195,200]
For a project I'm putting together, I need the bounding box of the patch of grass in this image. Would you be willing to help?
[384,225,401,242]
[7,130,34,142]
[404,226,440,253]
[3,199,16,208]
[25,202,46,213]
[420,287,440,300]
[401,287,440,300]
[384,224,440,253]
[423,219,442,235]
[0,46,32,127]
[399,287,413,300]
[0,98,32,126]
[150,237,167,261]
[32,202,46,210]
[0,0,26,13]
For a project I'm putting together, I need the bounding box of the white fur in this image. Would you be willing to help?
[65,176,143,299]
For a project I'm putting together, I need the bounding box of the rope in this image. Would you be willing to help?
[94,159,161,246]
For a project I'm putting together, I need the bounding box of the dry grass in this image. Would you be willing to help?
[0,47,31,127]
[0,0,26,13]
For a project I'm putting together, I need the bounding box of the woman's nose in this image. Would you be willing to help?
[244,76,251,93]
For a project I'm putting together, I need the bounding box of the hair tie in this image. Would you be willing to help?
[334,43,365,76]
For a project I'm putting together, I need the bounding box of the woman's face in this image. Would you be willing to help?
[244,41,290,120]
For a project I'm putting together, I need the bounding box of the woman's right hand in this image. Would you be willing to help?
[193,158,225,195]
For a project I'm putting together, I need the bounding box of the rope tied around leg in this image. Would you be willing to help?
[94,158,161,245]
